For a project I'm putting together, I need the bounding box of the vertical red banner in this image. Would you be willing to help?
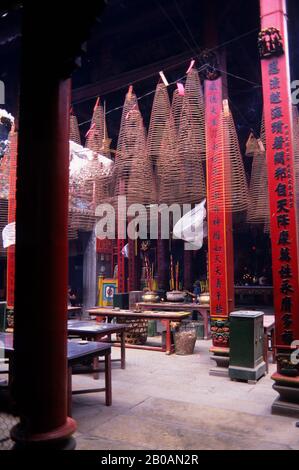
[260,0,299,350]
[205,78,234,349]
[205,79,228,316]
[6,131,17,309]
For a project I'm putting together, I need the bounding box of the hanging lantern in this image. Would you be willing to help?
[210,102,249,212]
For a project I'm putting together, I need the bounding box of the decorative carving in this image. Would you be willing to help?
[210,318,230,347]
[258,28,284,59]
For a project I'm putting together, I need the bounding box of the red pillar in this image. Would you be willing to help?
[259,0,299,415]
[205,80,234,367]
[10,4,80,448]
[6,131,17,328]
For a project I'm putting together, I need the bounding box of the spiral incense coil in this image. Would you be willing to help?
[70,111,81,145]
[247,120,270,224]
[0,199,8,256]
[158,114,185,205]
[112,87,155,211]
[171,89,184,136]
[147,82,172,170]
[209,105,249,212]
[85,98,111,159]
[175,97,206,205]
[184,68,206,161]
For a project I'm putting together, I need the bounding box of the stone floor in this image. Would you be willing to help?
[70,338,299,450]
[1,335,298,450]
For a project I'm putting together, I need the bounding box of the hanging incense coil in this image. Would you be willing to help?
[70,111,81,145]
[0,199,8,256]
[171,89,184,136]
[147,82,172,171]
[184,68,206,161]
[158,113,185,205]
[85,98,111,159]
[247,120,270,224]
[85,98,112,204]
[175,97,206,205]
[209,104,249,212]
[112,87,155,209]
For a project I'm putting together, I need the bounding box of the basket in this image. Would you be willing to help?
[174,322,197,355]
[116,317,148,345]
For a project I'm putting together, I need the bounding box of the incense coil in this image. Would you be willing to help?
[184,68,206,161]
[86,99,111,159]
[158,113,185,205]
[171,89,184,136]
[70,112,81,145]
[147,82,172,171]
[209,107,249,212]
[112,88,156,210]
[175,97,206,205]
[0,199,8,256]
[247,120,270,224]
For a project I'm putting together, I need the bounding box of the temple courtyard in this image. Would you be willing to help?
[68,339,299,451]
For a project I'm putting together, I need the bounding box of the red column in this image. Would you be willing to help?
[205,79,234,364]
[11,6,77,447]
[259,0,299,414]
[6,131,17,319]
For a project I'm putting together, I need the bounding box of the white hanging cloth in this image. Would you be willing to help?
[173,199,207,250]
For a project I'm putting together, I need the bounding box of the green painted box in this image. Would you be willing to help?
[229,311,266,382]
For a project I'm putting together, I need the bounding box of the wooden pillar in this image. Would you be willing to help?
[259,0,299,416]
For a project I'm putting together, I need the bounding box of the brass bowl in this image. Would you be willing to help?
[166,291,186,302]
[142,291,160,303]
[198,292,210,305]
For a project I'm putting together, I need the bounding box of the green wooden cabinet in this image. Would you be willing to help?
[229,311,266,382]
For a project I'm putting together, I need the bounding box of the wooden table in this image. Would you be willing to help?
[68,320,126,372]
[263,315,275,373]
[67,306,82,319]
[87,307,191,355]
[0,333,112,414]
[136,302,211,340]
